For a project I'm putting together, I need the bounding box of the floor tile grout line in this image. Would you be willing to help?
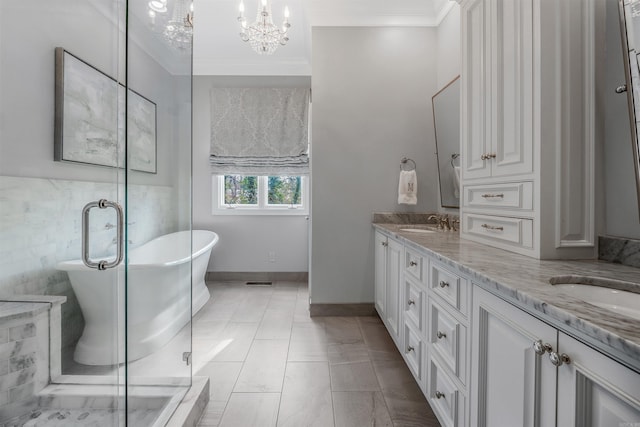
[356,316,396,423]
[274,284,300,427]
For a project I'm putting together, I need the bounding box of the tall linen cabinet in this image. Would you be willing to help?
[458,0,604,259]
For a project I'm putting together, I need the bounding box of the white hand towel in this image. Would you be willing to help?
[398,170,418,205]
[452,166,461,199]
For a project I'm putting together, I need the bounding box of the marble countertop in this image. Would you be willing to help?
[373,223,640,372]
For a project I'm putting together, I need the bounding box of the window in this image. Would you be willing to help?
[213,175,308,215]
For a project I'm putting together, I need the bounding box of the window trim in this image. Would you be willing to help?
[211,175,309,216]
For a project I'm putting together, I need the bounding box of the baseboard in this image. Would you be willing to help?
[205,271,308,282]
[309,303,376,317]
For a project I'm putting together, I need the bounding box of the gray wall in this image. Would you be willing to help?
[311,27,439,304]
[193,76,311,273]
[437,4,461,89]
[604,0,640,239]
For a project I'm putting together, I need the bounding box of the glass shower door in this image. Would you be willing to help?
[0,0,128,424]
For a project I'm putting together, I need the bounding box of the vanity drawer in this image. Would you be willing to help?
[404,279,425,332]
[430,261,468,315]
[404,246,426,284]
[463,181,533,211]
[429,299,467,385]
[462,213,533,248]
[427,355,465,427]
[403,322,424,382]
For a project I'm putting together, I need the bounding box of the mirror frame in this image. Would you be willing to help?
[432,75,461,209]
[618,0,640,219]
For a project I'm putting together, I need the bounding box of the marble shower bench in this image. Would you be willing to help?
[0,296,66,421]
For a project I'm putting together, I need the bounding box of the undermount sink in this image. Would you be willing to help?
[549,276,640,320]
[399,228,437,234]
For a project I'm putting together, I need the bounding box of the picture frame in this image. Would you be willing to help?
[54,48,157,173]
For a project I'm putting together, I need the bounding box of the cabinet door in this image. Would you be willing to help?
[461,0,492,180]
[556,332,640,427]
[471,286,556,427]
[374,231,387,317]
[489,0,533,178]
[385,238,403,346]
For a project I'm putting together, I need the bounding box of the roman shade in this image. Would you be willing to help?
[209,87,310,175]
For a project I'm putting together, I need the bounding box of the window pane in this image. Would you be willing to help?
[268,176,302,205]
[224,175,258,205]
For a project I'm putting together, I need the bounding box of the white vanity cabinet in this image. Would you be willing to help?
[459,0,600,259]
[556,332,640,426]
[374,230,403,346]
[401,245,428,382]
[373,230,472,427]
[471,286,640,427]
[471,286,557,427]
[426,260,470,427]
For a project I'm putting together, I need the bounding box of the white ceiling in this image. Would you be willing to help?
[192,0,455,76]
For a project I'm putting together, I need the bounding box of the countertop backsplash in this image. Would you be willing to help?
[599,235,640,269]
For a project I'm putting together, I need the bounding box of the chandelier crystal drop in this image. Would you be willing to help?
[147,0,193,51]
[163,0,193,50]
[238,0,291,55]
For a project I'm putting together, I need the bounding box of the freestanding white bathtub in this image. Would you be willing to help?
[57,230,218,365]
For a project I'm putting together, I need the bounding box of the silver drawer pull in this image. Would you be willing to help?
[435,391,445,399]
[408,299,415,306]
[436,331,447,339]
[481,193,504,198]
[480,153,497,160]
[409,261,418,267]
[439,280,449,288]
[406,346,415,353]
[481,223,504,231]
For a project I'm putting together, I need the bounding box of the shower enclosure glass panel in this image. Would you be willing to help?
[0,0,193,424]
[125,0,193,421]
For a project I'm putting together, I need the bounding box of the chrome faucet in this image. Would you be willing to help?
[439,215,452,231]
[427,214,459,231]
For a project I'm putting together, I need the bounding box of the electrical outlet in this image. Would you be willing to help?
[268,251,276,263]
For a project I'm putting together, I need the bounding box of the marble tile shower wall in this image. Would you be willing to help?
[0,305,49,418]
[0,175,178,360]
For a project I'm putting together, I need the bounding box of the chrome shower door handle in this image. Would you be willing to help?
[82,199,124,270]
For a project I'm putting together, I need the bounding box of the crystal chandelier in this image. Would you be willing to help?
[148,0,194,51]
[238,0,291,55]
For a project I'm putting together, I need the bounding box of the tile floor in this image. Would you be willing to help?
[193,281,440,427]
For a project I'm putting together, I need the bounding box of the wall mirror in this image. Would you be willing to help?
[618,0,640,219]
[432,76,461,208]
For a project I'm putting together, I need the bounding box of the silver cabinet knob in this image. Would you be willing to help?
[409,261,418,267]
[436,331,446,339]
[435,391,445,399]
[481,153,497,160]
[381,241,388,247]
[408,299,415,306]
[615,84,628,94]
[549,352,571,367]
[533,340,552,356]
[406,346,415,353]
[439,281,449,288]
